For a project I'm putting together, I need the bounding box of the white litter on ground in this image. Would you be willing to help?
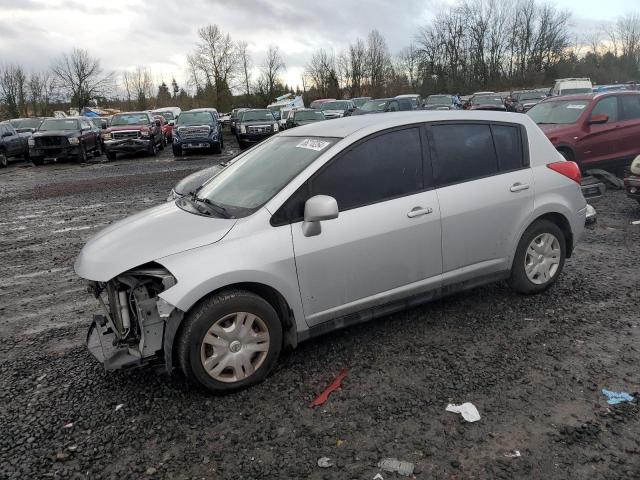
[446,402,481,422]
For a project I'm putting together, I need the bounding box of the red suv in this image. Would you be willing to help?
[527,91,640,169]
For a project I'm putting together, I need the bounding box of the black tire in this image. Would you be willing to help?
[212,141,222,154]
[77,144,88,163]
[177,289,283,394]
[238,140,248,151]
[509,219,566,294]
[148,140,158,157]
[106,151,116,161]
[23,151,30,162]
[172,146,182,157]
[32,156,44,166]
[0,152,7,168]
[94,142,102,157]
[159,135,166,150]
[557,148,574,161]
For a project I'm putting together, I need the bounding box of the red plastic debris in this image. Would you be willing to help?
[309,369,348,408]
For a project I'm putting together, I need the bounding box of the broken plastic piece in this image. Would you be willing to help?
[309,369,348,408]
[504,450,521,458]
[446,402,481,422]
[373,474,385,480]
[602,389,635,405]
[115,403,124,411]
[377,458,415,477]
[317,457,333,468]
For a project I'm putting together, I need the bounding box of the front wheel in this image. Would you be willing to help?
[106,151,116,161]
[172,145,182,157]
[509,220,566,294]
[0,152,7,168]
[177,290,283,393]
[148,140,158,157]
[212,141,222,154]
[94,142,102,157]
[77,144,88,163]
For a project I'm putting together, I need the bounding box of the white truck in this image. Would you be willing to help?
[551,78,593,96]
[267,94,305,128]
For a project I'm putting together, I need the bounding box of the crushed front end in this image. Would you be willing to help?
[86,263,183,373]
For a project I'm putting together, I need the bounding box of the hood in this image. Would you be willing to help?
[74,201,236,281]
[32,130,78,138]
[537,123,577,137]
[470,105,506,111]
[174,164,223,196]
[424,104,452,110]
[108,124,148,132]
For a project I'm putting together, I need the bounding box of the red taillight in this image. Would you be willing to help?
[547,161,582,184]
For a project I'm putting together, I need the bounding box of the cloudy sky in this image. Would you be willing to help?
[0,0,634,93]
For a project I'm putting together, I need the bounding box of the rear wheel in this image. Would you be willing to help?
[172,145,182,157]
[509,219,566,294]
[177,290,282,393]
[94,142,102,157]
[106,151,116,161]
[159,135,166,150]
[0,152,7,168]
[32,156,44,166]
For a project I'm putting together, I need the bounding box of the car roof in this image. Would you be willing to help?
[545,91,640,102]
[281,111,531,139]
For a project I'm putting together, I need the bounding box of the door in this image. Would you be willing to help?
[579,96,620,164]
[3,124,22,156]
[617,94,640,160]
[289,126,443,325]
[428,122,534,283]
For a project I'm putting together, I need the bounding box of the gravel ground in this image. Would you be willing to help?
[1,134,640,479]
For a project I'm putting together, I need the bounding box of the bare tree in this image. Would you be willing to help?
[260,45,285,101]
[122,67,154,109]
[28,71,55,116]
[191,24,239,109]
[51,48,112,111]
[305,49,335,97]
[0,64,27,118]
[237,40,252,96]
[397,43,420,90]
[349,38,367,97]
[366,30,392,97]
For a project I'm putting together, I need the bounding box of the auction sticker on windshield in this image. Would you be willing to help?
[296,139,331,151]
[566,104,586,109]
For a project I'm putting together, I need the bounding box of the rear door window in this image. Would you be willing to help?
[620,95,640,121]
[430,124,498,186]
[590,96,618,122]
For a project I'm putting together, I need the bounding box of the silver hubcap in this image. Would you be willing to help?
[200,312,270,383]
[525,233,561,285]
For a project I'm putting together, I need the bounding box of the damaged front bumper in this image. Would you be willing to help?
[85,265,183,373]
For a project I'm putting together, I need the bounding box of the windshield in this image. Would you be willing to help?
[111,113,149,126]
[352,98,369,107]
[321,101,349,111]
[560,88,592,95]
[472,96,504,106]
[361,100,388,111]
[527,100,589,124]
[194,136,337,217]
[155,111,174,121]
[17,118,44,129]
[427,95,452,105]
[516,92,546,101]
[39,119,78,131]
[177,112,213,125]
[242,110,275,122]
[267,106,281,120]
[295,111,324,121]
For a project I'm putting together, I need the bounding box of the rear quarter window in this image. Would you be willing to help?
[491,125,526,171]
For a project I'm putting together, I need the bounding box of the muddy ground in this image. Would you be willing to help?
[1,133,640,479]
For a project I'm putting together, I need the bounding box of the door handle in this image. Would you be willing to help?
[510,182,530,192]
[407,206,433,218]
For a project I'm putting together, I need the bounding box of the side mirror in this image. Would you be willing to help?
[302,195,339,237]
[101,123,107,130]
[155,120,161,127]
[589,114,609,125]
[168,120,175,126]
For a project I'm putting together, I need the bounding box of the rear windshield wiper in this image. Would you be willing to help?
[191,194,232,218]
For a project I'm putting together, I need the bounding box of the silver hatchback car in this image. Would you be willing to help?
[75,111,587,393]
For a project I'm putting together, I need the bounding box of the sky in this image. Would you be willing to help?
[0,0,634,94]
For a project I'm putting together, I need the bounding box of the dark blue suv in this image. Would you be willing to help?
[172,109,223,156]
